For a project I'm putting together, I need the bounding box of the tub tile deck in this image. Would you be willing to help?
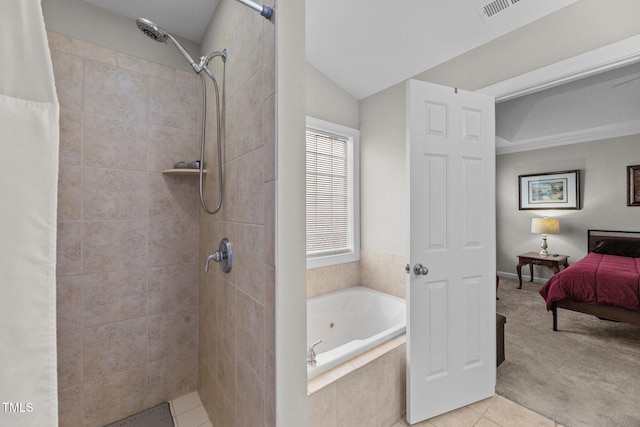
[308,335,561,427]
[308,334,407,396]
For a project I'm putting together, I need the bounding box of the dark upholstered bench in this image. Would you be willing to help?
[496,313,506,367]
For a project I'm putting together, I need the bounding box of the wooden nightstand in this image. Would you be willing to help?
[516,252,569,289]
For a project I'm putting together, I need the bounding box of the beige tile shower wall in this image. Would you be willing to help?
[306,250,406,299]
[307,249,406,298]
[360,249,407,299]
[306,262,360,298]
[196,1,276,426]
[51,32,201,427]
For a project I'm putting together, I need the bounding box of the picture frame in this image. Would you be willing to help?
[518,170,580,210]
[627,165,640,206]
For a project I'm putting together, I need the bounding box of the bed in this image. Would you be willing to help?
[539,230,640,331]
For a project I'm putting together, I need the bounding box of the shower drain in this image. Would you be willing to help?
[104,402,174,427]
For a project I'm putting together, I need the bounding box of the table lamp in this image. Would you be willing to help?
[531,217,560,257]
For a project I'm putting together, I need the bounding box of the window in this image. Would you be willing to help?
[306,117,360,268]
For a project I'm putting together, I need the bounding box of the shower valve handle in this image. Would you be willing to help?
[204,238,233,273]
[209,251,225,263]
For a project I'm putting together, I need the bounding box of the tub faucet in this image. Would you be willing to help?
[307,339,322,366]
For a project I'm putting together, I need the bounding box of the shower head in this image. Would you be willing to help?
[136,18,169,43]
[135,17,200,73]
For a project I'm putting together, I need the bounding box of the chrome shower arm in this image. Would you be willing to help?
[198,48,228,74]
[198,49,227,84]
[202,49,228,66]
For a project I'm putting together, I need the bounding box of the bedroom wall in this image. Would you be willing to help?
[496,134,640,280]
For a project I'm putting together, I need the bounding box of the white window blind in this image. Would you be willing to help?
[306,128,350,256]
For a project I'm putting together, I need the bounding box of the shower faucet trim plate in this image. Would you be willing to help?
[204,238,233,273]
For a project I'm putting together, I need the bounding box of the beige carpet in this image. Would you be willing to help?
[495,277,640,427]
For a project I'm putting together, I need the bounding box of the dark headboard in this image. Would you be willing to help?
[588,230,640,252]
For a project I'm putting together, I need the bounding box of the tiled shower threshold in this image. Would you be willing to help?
[169,392,212,427]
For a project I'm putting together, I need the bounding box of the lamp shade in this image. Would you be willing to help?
[531,217,560,235]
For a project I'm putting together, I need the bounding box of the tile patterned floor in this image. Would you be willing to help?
[169,392,212,427]
[392,395,562,427]
[171,391,561,427]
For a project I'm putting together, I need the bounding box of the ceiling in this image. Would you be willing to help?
[82,0,578,100]
[496,61,640,153]
[80,0,640,154]
[306,0,577,100]
[82,0,219,42]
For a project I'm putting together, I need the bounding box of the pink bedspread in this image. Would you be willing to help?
[539,252,640,312]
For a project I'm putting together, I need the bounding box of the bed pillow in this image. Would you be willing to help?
[592,239,640,257]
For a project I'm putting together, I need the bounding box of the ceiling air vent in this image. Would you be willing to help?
[476,0,522,22]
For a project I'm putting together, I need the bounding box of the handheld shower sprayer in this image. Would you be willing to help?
[136,18,228,77]
[136,17,227,215]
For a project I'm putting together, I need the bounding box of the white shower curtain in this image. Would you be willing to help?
[0,1,59,426]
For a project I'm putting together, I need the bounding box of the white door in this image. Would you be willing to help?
[406,79,496,424]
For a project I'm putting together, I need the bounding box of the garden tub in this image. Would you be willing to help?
[307,286,406,379]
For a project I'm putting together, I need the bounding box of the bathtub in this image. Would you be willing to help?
[307,286,406,379]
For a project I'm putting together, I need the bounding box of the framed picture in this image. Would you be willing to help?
[627,165,640,206]
[518,170,580,210]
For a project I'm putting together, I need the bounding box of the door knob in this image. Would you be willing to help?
[413,263,429,276]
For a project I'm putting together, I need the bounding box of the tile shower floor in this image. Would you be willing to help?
[172,392,559,427]
[169,392,211,427]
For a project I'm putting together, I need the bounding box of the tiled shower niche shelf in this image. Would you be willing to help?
[162,168,207,175]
